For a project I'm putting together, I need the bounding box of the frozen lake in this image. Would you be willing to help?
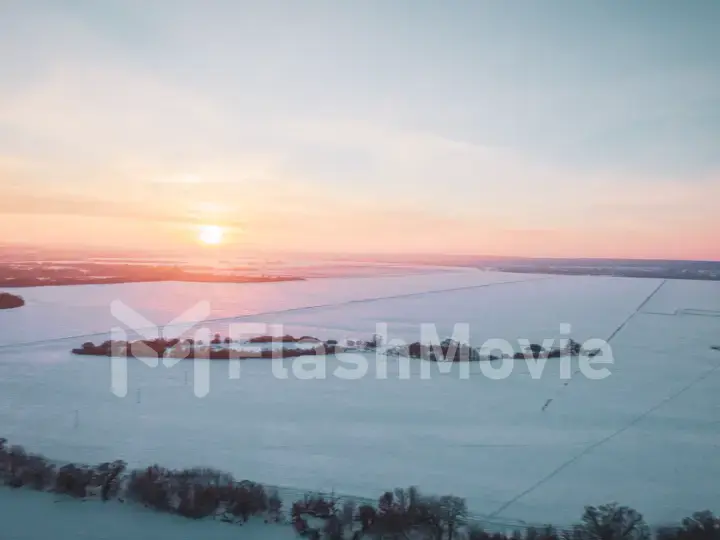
[1,269,718,527]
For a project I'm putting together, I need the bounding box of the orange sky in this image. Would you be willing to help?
[2,204,718,261]
[1,2,719,261]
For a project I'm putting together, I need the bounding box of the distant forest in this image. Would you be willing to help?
[474,258,720,281]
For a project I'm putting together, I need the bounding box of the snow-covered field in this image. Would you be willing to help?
[0,488,295,540]
[1,268,718,531]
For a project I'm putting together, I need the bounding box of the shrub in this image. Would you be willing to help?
[356,504,377,532]
[293,493,336,519]
[1,444,55,489]
[406,340,481,362]
[176,484,221,519]
[126,466,172,511]
[21,455,55,491]
[527,344,545,359]
[227,480,268,522]
[0,292,24,309]
[7,445,29,477]
[54,464,92,498]
[92,460,127,501]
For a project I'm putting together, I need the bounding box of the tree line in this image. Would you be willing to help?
[0,438,717,539]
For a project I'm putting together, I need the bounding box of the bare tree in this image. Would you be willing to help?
[657,511,720,540]
[575,504,650,540]
[439,495,467,540]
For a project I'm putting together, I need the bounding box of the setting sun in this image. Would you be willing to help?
[198,225,224,245]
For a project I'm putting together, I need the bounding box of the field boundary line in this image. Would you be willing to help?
[489,348,720,519]
[0,276,554,351]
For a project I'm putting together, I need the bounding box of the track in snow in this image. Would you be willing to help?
[539,279,668,412]
[604,279,667,343]
[0,275,553,351]
[488,357,720,520]
[491,279,716,519]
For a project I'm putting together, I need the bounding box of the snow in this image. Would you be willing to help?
[0,269,718,530]
[640,279,720,315]
[0,268,516,346]
[0,488,294,540]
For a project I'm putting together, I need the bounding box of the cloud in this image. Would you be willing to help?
[0,188,187,225]
[1,2,719,258]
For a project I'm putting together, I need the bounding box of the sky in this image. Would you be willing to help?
[1,0,719,259]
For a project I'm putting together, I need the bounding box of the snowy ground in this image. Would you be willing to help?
[0,268,518,346]
[0,268,718,530]
[0,488,295,540]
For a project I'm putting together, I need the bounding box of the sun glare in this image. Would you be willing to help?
[198,225,224,245]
